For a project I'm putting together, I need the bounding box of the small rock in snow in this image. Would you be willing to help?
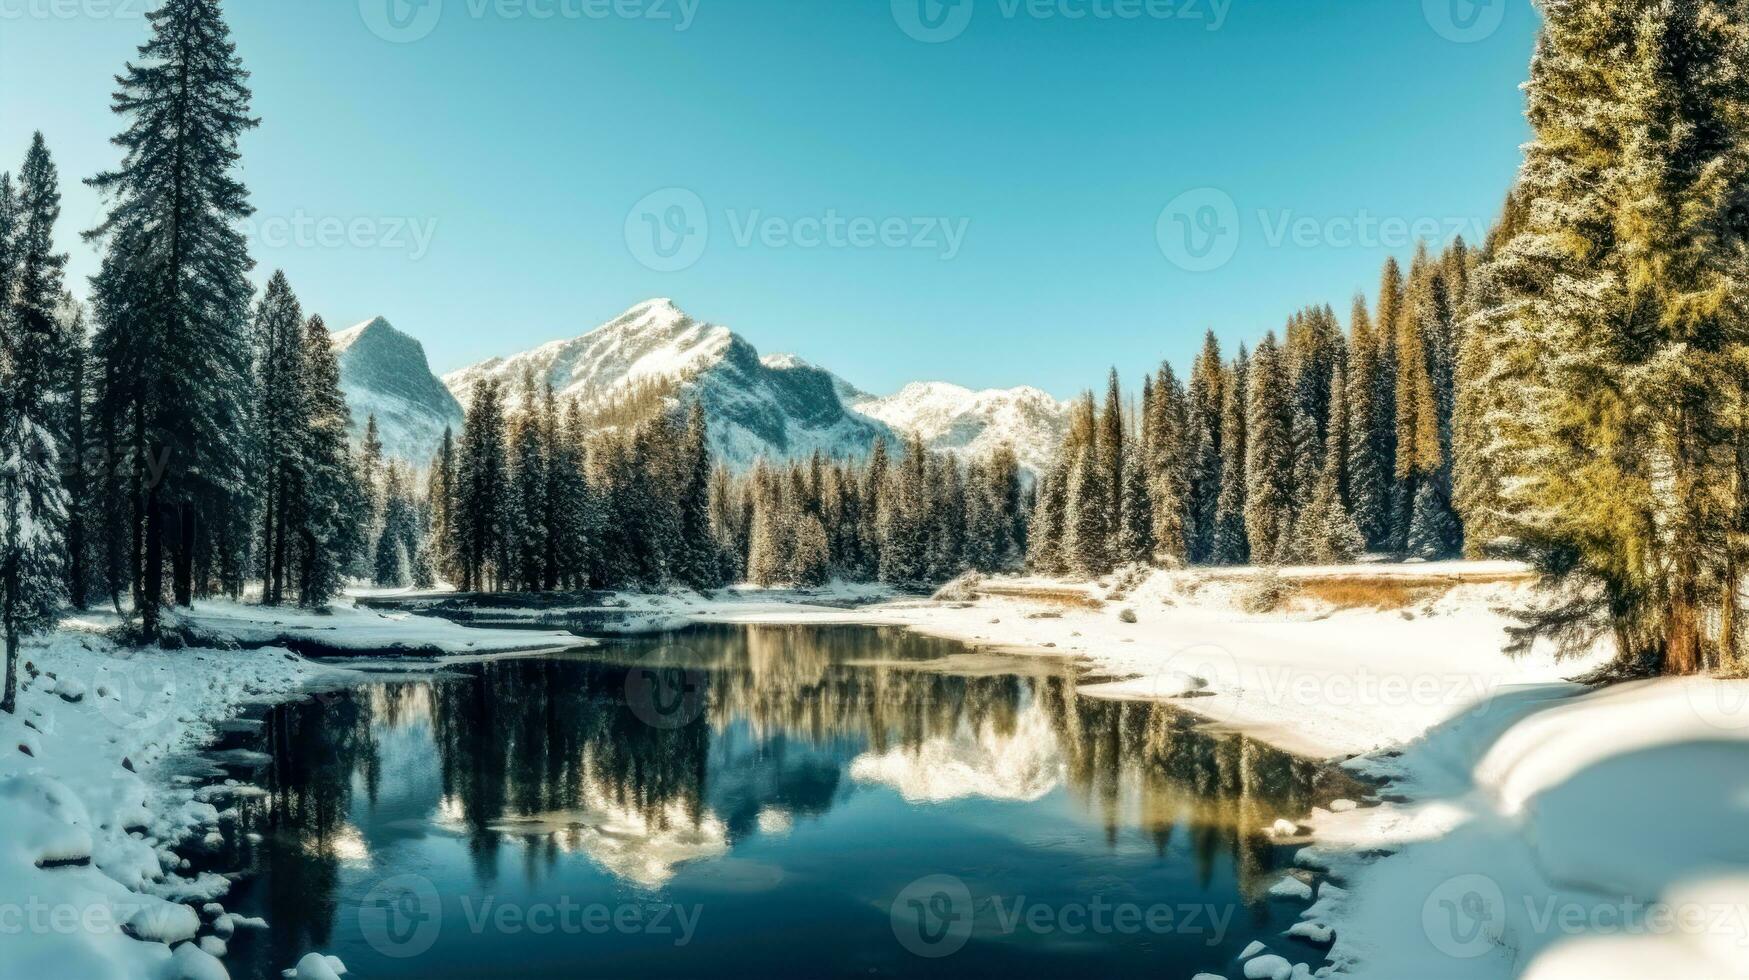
[1286,921,1333,944]
[123,901,201,944]
[1118,608,1137,623]
[284,953,347,979]
[1243,955,1294,980]
[1328,798,1357,812]
[1267,875,1313,900]
[197,935,227,957]
[168,942,229,980]
[1239,941,1268,960]
[1266,818,1299,838]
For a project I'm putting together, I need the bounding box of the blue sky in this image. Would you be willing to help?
[1,0,1538,398]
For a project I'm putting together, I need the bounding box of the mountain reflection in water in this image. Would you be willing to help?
[205,624,1349,979]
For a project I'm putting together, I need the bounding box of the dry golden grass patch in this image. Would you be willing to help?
[977,584,1106,610]
[1294,577,1442,611]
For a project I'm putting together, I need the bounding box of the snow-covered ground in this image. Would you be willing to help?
[0,616,344,980]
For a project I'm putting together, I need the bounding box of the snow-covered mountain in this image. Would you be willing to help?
[442,299,891,469]
[328,298,1069,473]
[849,382,1070,478]
[331,317,465,464]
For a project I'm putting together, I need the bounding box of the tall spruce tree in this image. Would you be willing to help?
[1185,332,1225,562]
[1146,363,1190,565]
[86,0,258,635]
[1212,347,1250,565]
[1485,0,1749,674]
[1244,333,1292,565]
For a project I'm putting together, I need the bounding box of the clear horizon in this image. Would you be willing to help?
[3,0,1538,397]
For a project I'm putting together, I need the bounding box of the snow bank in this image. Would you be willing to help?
[179,598,584,656]
[1306,677,1749,979]
[0,623,339,980]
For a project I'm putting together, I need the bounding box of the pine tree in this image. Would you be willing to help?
[1296,359,1366,563]
[1062,441,1111,579]
[60,303,93,610]
[1345,293,1391,548]
[1484,0,1749,673]
[1116,440,1153,565]
[1185,332,1225,562]
[455,380,509,591]
[676,402,719,590]
[86,0,258,635]
[1212,347,1250,565]
[1147,363,1190,565]
[1098,369,1125,556]
[252,272,305,604]
[0,169,66,710]
[292,316,362,607]
[1244,333,1291,565]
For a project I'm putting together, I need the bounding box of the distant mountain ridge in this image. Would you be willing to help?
[336,299,1069,475]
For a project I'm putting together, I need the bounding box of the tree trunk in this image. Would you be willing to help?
[1,628,16,715]
[173,504,195,607]
[260,479,275,605]
[2,552,17,714]
[142,478,162,641]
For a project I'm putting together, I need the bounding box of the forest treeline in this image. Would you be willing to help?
[3,0,1747,697]
[1029,237,1474,581]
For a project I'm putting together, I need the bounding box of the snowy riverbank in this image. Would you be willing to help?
[0,599,586,980]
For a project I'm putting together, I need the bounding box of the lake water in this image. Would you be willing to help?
[194,624,1348,979]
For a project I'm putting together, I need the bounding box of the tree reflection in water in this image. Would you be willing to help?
[211,624,1351,978]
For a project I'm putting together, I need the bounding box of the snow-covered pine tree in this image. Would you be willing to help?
[1297,358,1366,564]
[1062,440,1112,579]
[251,272,305,604]
[1212,346,1250,566]
[1345,293,1390,549]
[455,380,509,591]
[677,401,719,590]
[861,435,889,573]
[292,316,362,607]
[86,0,258,634]
[505,371,548,592]
[1116,439,1153,565]
[709,462,745,584]
[427,427,458,586]
[1451,191,1530,557]
[1185,332,1225,563]
[1146,363,1190,565]
[1098,369,1125,557]
[1027,462,1067,576]
[1244,333,1291,565]
[59,302,93,610]
[988,442,1025,567]
[550,400,595,590]
[0,173,66,711]
[1484,0,1749,674]
[1398,246,1462,558]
